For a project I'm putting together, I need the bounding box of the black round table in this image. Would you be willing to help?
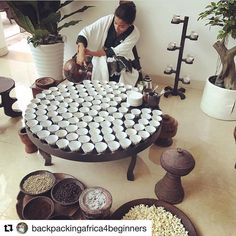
[27,126,161,181]
[25,80,162,181]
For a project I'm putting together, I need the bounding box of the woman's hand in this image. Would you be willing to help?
[76,43,86,65]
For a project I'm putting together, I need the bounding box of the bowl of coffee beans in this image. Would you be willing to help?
[51,178,85,206]
[22,196,54,220]
[20,170,56,196]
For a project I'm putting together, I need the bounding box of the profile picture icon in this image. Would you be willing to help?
[16,222,28,234]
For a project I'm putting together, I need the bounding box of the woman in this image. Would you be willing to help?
[76,2,140,86]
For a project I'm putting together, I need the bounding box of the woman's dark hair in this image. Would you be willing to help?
[115,2,136,25]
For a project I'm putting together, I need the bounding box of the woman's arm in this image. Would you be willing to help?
[76,42,86,65]
[85,48,106,57]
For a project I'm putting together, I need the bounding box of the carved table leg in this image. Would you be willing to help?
[39,149,52,166]
[1,89,22,117]
[127,155,137,181]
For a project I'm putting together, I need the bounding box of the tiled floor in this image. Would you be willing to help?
[0,13,236,236]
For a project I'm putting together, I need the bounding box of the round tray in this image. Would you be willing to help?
[16,173,86,220]
[111,198,198,236]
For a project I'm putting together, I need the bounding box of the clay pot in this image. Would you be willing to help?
[155,114,178,147]
[63,57,92,83]
[18,127,38,153]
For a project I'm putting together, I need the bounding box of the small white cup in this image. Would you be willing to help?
[104,133,115,143]
[36,115,48,122]
[68,141,81,152]
[107,140,120,152]
[47,124,60,133]
[55,129,67,138]
[150,120,160,128]
[66,132,78,141]
[30,124,43,134]
[52,115,63,123]
[58,120,70,129]
[126,128,137,137]
[40,120,52,128]
[77,128,89,136]
[130,134,142,145]
[124,120,135,128]
[82,142,94,153]
[113,125,124,133]
[95,142,107,153]
[37,130,50,140]
[101,127,113,135]
[66,125,78,133]
[91,134,103,143]
[152,109,163,116]
[45,135,58,145]
[134,123,145,132]
[115,131,127,140]
[131,108,141,117]
[62,112,73,119]
[78,135,90,143]
[56,138,69,149]
[26,119,38,128]
[138,130,150,140]
[145,125,156,135]
[124,113,135,120]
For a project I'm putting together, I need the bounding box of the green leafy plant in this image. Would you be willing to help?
[7,1,93,47]
[198,0,236,89]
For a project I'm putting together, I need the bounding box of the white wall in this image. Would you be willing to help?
[61,0,225,83]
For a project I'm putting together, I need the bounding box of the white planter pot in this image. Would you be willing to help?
[200,76,236,120]
[30,43,64,81]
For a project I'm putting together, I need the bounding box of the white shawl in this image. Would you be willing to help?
[78,14,140,86]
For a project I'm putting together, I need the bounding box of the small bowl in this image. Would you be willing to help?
[124,113,135,120]
[58,120,70,129]
[134,123,145,132]
[131,108,141,117]
[35,77,55,89]
[20,170,56,196]
[22,196,54,220]
[79,187,112,219]
[51,178,85,206]
[47,124,60,133]
[52,115,63,123]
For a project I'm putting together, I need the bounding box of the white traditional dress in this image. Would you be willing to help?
[77,14,140,86]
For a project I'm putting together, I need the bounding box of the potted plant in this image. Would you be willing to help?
[7,1,93,81]
[198,0,236,120]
